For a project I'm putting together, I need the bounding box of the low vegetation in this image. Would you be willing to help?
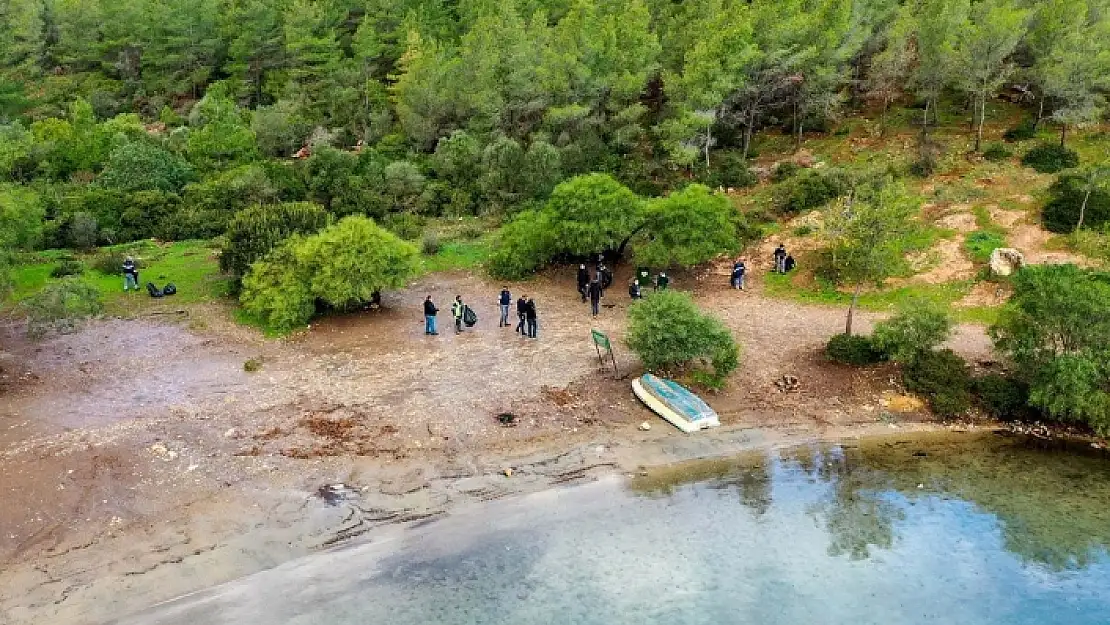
[626,291,739,389]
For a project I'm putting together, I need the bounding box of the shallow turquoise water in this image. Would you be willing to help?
[129,433,1110,625]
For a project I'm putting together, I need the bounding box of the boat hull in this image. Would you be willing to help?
[632,374,720,433]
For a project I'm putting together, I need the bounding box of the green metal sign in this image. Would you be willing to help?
[591,329,617,375]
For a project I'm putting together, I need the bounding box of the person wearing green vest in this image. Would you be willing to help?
[452,295,464,334]
[655,272,669,291]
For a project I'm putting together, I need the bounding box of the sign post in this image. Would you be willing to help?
[591,329,618,376]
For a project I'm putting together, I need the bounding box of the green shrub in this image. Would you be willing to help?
[220,202,329,279]
[21,279,103,338]
[487,209,557,279]
[68,211,99,250]
[50,259,84,278]
[972,374,1030,419]
[771,161,801,182]
[1041,172,1110,233]
[240,216,419,331]
[903,349,973,418]
[97,141,193,193]
[981,143,1012,162]
[872,303,953,363]
[964,230,1007,263]
[421,233,441,255]
[1022,143,1079,174]
[626,291,740,387]
[771,168,850,215]
[381,213,425,241]
[825,333,884,365]
[697,152,758,189]
[1002,119,1037,142]
[243,358,263,372]
[91,250,141,275]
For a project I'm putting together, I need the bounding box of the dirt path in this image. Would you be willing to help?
[0,268,994,624]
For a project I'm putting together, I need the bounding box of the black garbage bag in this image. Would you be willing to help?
[463,305,477,327]
[161,282,177,296]
[146,282,164,298]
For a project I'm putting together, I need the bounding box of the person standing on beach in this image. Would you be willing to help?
[525,297,538,338]
[423,295,439,335]
[629,280,643,300]
[588,278,603,316]
[452,295,465,334]
[732,260,746,290]
[498,286,512,327]
[577,264,589,302]
[123,256,139,292]
[515,294,528,334]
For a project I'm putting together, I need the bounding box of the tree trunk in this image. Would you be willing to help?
[879,99,889,138]
[1060,123,1067,148]
[1033,96,1045,131]
[741,107,755,161]
[793,97,801,153]
[845,282,863,336]
[705,116,712,169]
[975,95,985,152]
[921,99,930,141]
[1078,189,1091,231]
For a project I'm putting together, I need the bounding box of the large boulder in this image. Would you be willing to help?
[989,247,1025,277]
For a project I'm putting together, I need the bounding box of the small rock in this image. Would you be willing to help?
[989,248,1025,277]
[503,468,513,477]
[638,422,652,431]
[224,428,242,439]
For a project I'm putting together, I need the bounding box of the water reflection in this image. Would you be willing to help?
[635,432,1110,569]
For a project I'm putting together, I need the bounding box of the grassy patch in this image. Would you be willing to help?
[418,238,490,274]
[8,240,231,315]
[761,271,974,312]
[964,231,1007,263]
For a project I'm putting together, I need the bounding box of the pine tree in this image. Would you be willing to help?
[954,0,1028,151]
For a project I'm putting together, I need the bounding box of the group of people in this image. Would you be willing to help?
[730,244,796,290]
[629,268,668,300]
[423,289,537,338]
[575,261,671,314]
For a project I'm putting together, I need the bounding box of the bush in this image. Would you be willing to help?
[964,230,1007,263]
[771,168,850,215]
[1041,173,1110,233]
[220,202,329,279]
[972,374,1030,419]
[903,349,973,418]
[381,212,425,241]
[626,291,740,387]
[67,211,99,250]
[50,259,84,278]
[771,161,801,182]
[825,333,884,365]
[21,279,103,338]
[981,143,1012,162]
[91,250,135,275]
[97,141,193,193]
[240,216,419,331]
[871,303,953,363]
[1002,119,1037,142]
[486,209,557,279]
[421,233,441,255]
[697,152,758,189]
[1022,143,1079,174]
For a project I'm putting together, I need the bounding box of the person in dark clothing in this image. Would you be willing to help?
[588,279,603,316]
[525,298,538,338]
[732,260,747,290]
[515,295,528,334]
[576,264,589,302]
[423,296,439,335]
[656,272,669,291]
[784,255,796,273]
[773,244,787,273]
[452,295,464,334]
[629,280,643,300]
[498,287,512,327]
[597,263,612,289]
[122,256,139,292]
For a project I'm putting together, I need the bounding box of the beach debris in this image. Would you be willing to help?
[316,483,359,506]
[223,427,242,439]
[638,422,652,431]
[497,412,517,426]
[774,375,800,393]
[503,468,513,477]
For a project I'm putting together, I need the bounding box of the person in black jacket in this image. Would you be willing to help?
[628,279,643,300]
[515,295,528,334]
[588,279,603,316]
[122,256,139,292]
[498,286,512,327]
[423,296,439,335]
[576,264,589,302]
[525,298,538,338]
